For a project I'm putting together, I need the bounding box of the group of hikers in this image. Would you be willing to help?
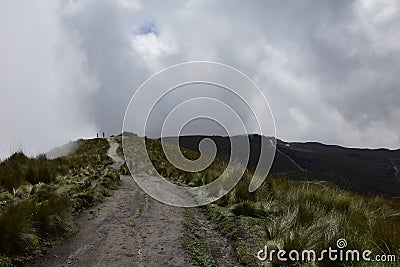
[96,132,106,138]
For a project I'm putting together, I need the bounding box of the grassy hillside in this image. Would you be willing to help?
[119,134,400,266]
[167,135,400,198]
[0,139,120,266]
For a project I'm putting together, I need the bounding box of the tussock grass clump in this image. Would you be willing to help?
[31,194,72,237]
[25,166,53,184]
[0,194,72,256]
[232,201,266,218]
[100,168,120,190]
[0,200,36,255]
[119,162,130,175]
[32,183,55,202]
[73,189,96,209]
[233,171,256,202]
[98,187,112,198]
[0,163,24,192]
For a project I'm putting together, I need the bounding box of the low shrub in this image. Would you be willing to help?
[31,194,71,237]
[73,189,96,209]
[233,173,255,202]
[100,168,120,190]
[0,200,35,254]
[0,164,24,192]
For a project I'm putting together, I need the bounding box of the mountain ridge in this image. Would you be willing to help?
[160,134,400,198]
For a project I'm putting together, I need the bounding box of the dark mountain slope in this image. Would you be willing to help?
[162,135,400,198]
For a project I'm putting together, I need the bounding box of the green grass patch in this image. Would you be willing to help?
[181,210,217,267]
[138,204,146,218]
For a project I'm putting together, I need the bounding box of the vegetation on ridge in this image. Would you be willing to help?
[0,138,120,266]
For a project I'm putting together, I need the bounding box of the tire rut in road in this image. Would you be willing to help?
[186,208,244,267]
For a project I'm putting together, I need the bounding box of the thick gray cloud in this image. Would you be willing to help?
[1,0,399,159]
[0,0,97,159]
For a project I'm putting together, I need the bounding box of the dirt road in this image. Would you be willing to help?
[28,138,193,267]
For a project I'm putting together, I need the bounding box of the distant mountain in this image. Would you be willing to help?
[161,135,400,198]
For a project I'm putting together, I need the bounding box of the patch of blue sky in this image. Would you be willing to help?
[139,22,158,35]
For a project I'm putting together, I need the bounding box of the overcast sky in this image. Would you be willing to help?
[1,0,400,159]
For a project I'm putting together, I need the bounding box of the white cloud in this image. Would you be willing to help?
[131,32,173,71]
[118,0,141,10]
[0,0,98,159]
